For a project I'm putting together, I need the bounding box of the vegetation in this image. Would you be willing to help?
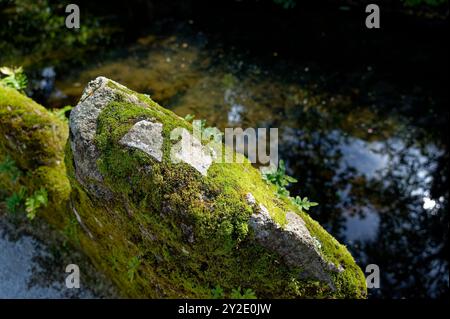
[0,155,21,181]
[0,66,27,93]
[262,160,297,197]
[230,287,257,299]
[402,0,446,6]
[24,187,48,220]
[262,160,319,213]
[0,155,49,220]
[292,196,318,211]
[273,0,297,9]
[0,84,70,226]
[5,187,26,214]
[52,105,73,122]
[0,0,115,68]
[127,256,141,283]
[211,285,257,299]
[211,285,225,298]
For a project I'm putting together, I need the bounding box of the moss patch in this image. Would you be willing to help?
[0,85,70,223]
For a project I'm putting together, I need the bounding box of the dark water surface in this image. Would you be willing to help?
[7,3,448,298]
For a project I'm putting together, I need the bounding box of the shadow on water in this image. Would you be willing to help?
[2,1,448,298]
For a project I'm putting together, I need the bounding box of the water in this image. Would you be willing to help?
[0,211,118,298]
[0,215,98,299]
[5,11,448,298]
[0,227,94,298]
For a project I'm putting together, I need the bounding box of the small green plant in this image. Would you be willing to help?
[52,105,73,122]
[211,285,225,299]
[211,286,257,299]
[63,214,80,247]
[127,256,141,282]
[222,73,237,88]
[262,160,297,196]
[0,155,21,182]
[292,196,318,211]
[230,287,257,299]
[184,114,195,122]
[5,187,26,214]
[25,188,48,220]
[262,160,319,212]
[0,66,27,93]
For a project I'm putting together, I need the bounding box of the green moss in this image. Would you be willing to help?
[0,85,68,170]
[295,207,367,298]
[0,85,70,223]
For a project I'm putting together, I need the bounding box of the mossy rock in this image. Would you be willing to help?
[65,77,367,298]
[0,85,70,225]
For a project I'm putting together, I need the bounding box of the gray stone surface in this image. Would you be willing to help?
[69,77,117,198]
[120,120,163,162]
[70,76,213,192]
[246,193,340,287]
[69,76,148,198]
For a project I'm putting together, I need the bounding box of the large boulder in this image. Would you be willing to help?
[66,77,367,298]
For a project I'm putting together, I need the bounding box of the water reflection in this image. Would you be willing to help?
[282,121,447,298]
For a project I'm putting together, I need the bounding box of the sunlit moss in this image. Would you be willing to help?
[0,85,70,223]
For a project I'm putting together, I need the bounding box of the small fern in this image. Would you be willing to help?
[0,155,21,181]
[25,188,48,220]
[5,187,26,214]
[127,256,141,282]
[184,114,195,122]
[0,66,28,93]
[262,160,297,196]
[211,285,225,299]
[263,160,319,212]
[292,196,318,211]
[230,287,257,299]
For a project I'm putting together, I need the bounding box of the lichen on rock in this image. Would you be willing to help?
[64,77,367,298]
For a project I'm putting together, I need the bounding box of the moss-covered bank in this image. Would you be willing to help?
[0,85,70,227]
